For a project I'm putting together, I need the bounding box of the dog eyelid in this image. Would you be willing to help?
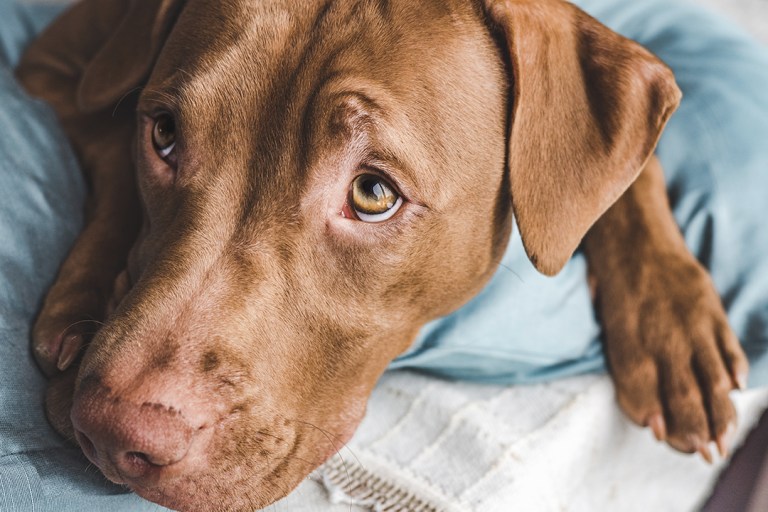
[355,196,403,223]
[158,142,176,159]
[359,153,426,208]
[150,113,178,163]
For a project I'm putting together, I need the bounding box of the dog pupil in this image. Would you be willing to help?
[155,116,175,147]
[363,178,384,200]
[355,175,396,213]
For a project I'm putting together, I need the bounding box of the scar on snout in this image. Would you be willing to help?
[230,403,247,415]
[201,350,221,372]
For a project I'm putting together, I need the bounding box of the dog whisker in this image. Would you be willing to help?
[498,262,524,283]
[256,429,286,442]
[291,418,363,495]
[142,84,182,110]
[267,453,318,469]
[58,317,106,333]
[295,419,363,466]
[260,451,296,512]
[112,86,145,117]
[54,318,107,349]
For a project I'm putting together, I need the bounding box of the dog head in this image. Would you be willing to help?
[65,0,679,510]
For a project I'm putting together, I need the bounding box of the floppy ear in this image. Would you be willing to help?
[77,0,185,113]
[484,0,681,275]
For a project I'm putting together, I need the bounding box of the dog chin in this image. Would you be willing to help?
[102,412,364,512]
[143,424,361,511]
[133,486,257,512]
[128,471,304,512]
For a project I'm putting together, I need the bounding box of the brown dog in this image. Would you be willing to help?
[16,0,748,510]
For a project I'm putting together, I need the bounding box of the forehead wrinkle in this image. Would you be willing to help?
[174,0,403,160]
[165,0,470,227]
[170,13,310,199]
[319,76,437,195]
[177,1,317,119]
[306,84,427,198]
[298,1,480,205]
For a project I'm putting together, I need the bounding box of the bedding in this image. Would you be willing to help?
[320,372,768,511]
[1,0,768,510]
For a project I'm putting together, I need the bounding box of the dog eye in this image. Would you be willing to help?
[152,113,176,159]
[349,174,403,223]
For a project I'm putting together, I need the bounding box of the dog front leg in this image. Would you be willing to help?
[16,14,140,382]
[583,155,748,461]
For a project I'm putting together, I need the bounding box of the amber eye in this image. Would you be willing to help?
[152,113,176,159]
[350,174,403,223]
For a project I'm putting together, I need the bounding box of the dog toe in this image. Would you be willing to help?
[613,358,663,428]
[716,321,749,391]
[32,288,102,376]
[659,361,710,455]
[694,339,739,456]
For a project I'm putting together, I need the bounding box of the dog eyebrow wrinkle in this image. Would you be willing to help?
[314,87,424,197]
[140,84,184,113]
[326,91,380,135]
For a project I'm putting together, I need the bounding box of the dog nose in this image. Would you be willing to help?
[71,381,195,481]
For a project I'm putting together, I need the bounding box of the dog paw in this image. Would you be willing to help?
[600,254,748,461]
[33,268,133,377]
[32,284,104,377]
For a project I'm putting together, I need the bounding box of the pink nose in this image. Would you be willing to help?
[71,379,196,482]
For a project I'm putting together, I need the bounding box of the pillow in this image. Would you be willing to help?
[394,0,768,388]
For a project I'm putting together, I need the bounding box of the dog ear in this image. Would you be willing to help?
[484,0,681,275]
[77,0,185,113]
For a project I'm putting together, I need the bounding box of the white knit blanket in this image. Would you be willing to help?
[312,372,768,512]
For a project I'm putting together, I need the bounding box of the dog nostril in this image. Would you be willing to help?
[126,451,154,467]
[112,450,157,480]
[71,381,200,481]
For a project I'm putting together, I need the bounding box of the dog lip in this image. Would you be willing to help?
[95,452,182,489]
[73,429,96,461]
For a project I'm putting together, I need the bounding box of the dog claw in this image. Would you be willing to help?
[648,413,666,442]
[698,443,714,464]
[715,439,728,460]
[716,423,736,459]
[57,334,82,371]
[736,373,748,391]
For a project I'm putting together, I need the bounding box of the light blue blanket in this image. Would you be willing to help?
[1,0,767,510]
